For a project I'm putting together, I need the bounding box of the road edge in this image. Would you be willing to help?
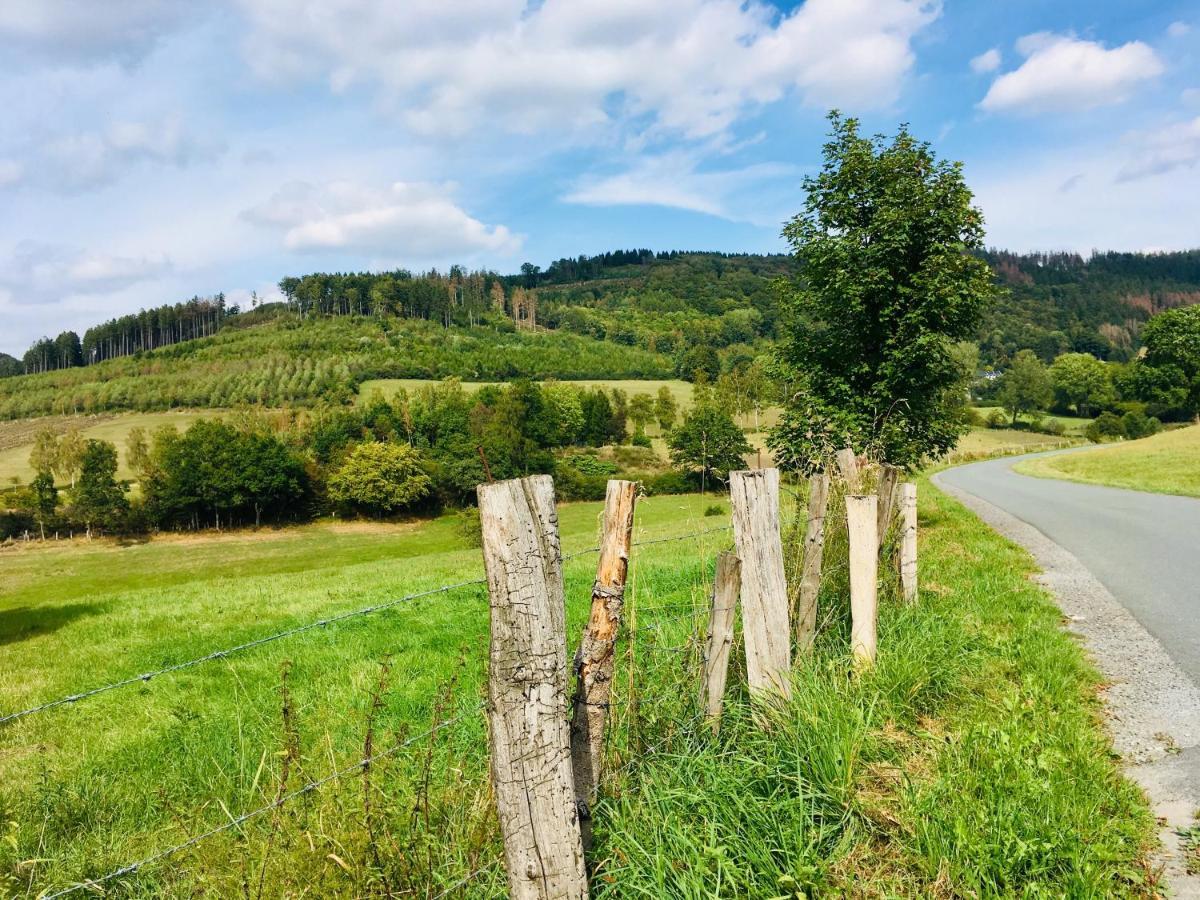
[932,470,1200,897]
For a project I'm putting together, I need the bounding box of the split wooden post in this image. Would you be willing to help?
[835,447,860,492]
[794,472,830,652]
[899,481,918,604]
[477,475,588,900]
[730,468,791,699]
[877,464,901,541]
[570,479,637,847]
[699,551,741,731]
[846,492,879,668]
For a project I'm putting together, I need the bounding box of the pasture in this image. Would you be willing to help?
[0,483,1154,896]
[1015,424,1200,498]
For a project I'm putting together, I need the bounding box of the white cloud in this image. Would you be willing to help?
[236,0,940,141]
[970,48,1001,74]
[1185,88,1200,107]
[0,242,171,305]
[979,33,1163,115]
[1168,21,1191,39]
[1117,117,1200,182]
[42,115,224,190]
[241,180,523,258]
[0,1,197,65]
[564,153,799,224]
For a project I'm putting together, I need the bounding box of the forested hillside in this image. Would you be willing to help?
[3,248,1199,420]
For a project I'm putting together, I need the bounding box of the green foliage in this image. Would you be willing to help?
[69,440,128,532]
[1121,410,1161,440]
[1049,352,1112,417]
[703,503,725,517]
[28,427,59,477]
[771,113,995,469]
[327,442,432,516]
[999,350,1053,425]
[1127,304,1200,420]
[668,404,752,488]
[1085,412,1126,443]
[676,344,721,382]
[654,385,678,431]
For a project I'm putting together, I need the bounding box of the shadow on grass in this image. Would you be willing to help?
[0,602,107,646]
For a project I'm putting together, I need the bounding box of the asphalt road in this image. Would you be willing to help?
[938,451,1200,682]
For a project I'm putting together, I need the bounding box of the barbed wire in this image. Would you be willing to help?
[40,704,484,900]
[2,524,731,729]
[0,579,487,728]
[430,860,502,899]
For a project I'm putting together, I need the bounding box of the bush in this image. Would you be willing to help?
[553,464,610,502]
[630,432,653,449]
[985,409,1008,429]
[644,470,694,496]
[453,507,481,547]
[1037,419,1066,436]
[703,503,726,517]
[564,454,619,477]
[1085,412,1125,444]
[327,441,432,515]
[1120,410,1161,441]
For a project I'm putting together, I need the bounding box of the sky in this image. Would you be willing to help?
[1,0,1198,355]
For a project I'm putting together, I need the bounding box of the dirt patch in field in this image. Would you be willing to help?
[0,413,119,452]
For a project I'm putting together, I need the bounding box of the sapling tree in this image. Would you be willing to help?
[770,113,996,470]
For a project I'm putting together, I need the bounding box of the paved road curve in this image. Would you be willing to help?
[937,451,1200,681]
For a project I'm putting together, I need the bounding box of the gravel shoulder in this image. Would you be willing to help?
[934,470,1200,896]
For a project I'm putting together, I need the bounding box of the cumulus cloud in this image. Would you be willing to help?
[980,33,1163,115]
[564,153,799,224]
[42,115,224,190]
[0,242,171,304]
[0,0,196,65]
[235,0,940,141]
[969,48,1001,74]
[1117,117,1200,182]
[241,180,523,258]
[1168,21,1191,39]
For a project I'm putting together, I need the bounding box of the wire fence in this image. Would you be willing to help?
[9,520,734,898]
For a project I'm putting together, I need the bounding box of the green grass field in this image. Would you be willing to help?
[1015,425,1200,498]
[0,410,215,486]
[974,406,1093,435]
[0,483,1154,896]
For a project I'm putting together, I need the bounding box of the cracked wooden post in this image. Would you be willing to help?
[877,464,901,541]
[899,481,918,605]
[846,492,879,667]
[794,472,830,653]
[570,479,637,849]
[700,551,741,732]
[835,447,860,493]
[730,468,791,699]
[478,475,587,900]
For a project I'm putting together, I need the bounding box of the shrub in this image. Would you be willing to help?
[644,470,694,496]
[327,441,432,516]
[703,503,726,517]
[1120,410,1161,441]
[985,409,1008,429]
[630,432,653,449]
[1085,412,1125,444]
[1038,419,1066,436]
[564,454,618,477]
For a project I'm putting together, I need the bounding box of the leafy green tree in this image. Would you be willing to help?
[1130,305,1200,420]
[1049,352,1111,417]
[543,382,584,445]
[70,440,128,535]
[999,350,1053,425]
[654,386,678,431]
[668,404,752,493]
[29,472,58,538]
[627,392,655,436]
[29,427,59,477]
[676,344,720,382]
[55,427,86,488]
[125,426,152,479]
[328,442,432,515]
[770,113,996,469]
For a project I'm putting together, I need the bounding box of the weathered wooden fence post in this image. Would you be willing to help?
[899,481,918,605]
[570,479,637,848]
[835,447,861,492]
[730,468,792,699]
[877,464,901,541]
[478,475,588,900]
[794,472,830,652]
[845,492,879,667]
[700,551,741,731]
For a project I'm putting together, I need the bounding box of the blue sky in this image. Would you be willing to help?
[1,0,1198,354]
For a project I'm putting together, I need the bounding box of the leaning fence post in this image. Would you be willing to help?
[845,492,879,668]
[899,482,918,605]
[478,475,588,900]
[835,447,860,492]
[794,472,830,652]
[877,464,901,541]
[570,479,637,849]
[700,551,741,731]
[730,468,791,699]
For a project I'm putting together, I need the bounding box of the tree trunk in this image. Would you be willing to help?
[729,468,791,699]
[478,475,588,900]
[570,480,637,849]
[794,472,830,652]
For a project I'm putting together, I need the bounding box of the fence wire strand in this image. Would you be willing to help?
[40,704,484,900]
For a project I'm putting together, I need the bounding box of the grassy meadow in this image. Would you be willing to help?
[0,482,1155,896]
[1015,424,1200,498]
